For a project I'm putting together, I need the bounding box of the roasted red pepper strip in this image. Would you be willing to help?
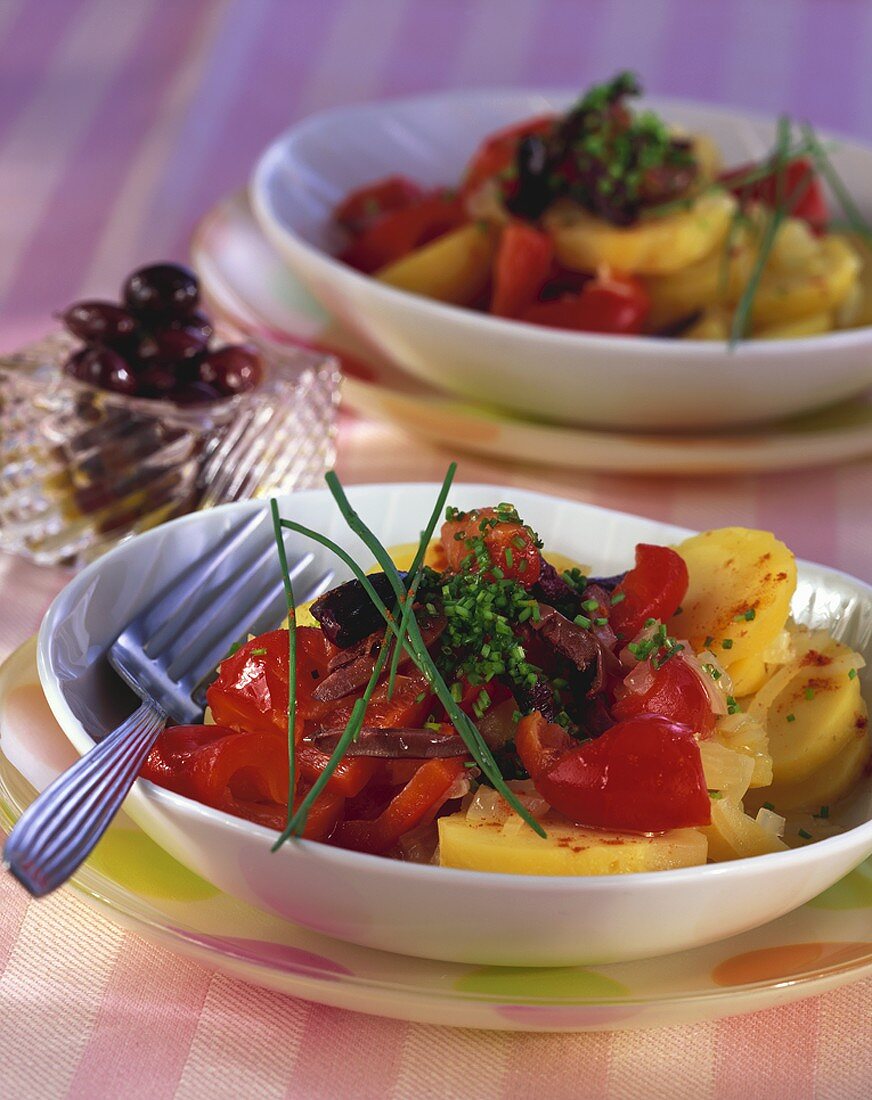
[516,711,711,831]
[141,723,345,839]
[206,628,338,736]
[333,758,467,854]
[522,271,650,334]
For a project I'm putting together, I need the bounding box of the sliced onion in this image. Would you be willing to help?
[312,727,468,758]
[681,649,729,717]
[620,659,656,697]
[755,807,786,837]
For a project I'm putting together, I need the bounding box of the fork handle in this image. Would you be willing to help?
[3,703,167,897]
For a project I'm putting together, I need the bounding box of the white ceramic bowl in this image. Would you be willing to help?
[38,484,872,967]
[251,89,872,432]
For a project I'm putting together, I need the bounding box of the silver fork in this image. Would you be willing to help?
[3,508,333,897]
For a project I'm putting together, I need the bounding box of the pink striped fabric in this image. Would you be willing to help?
[0,1,870,1096]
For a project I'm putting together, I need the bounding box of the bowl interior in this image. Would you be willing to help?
[255,89,872,256]
[38,483,872,841]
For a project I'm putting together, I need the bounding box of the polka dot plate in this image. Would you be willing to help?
[1,639,869,1031]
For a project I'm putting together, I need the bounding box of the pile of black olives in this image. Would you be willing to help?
[61,263,262,404]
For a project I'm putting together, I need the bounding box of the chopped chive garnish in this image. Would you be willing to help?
[610,591,626,605]
[249,648,267,656]
[721,638,734,650]
[574,614,592,629]
[708,790,723,800]
[815,806,830,819]
[762,801,775,811]
[848,668,858,680]
[704,636,714,648]
[786,712,796,722]
[733,608,756,622]
[322,469,546,838]
[805,686,815,700]
[581,599,600,612]
[595,617,608,626]
[798,828,812,840]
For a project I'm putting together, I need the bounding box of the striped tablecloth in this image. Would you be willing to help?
[0,1,870,1096]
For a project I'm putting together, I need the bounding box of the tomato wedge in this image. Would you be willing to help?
[609,544,689,641]
[516,711,711,831]
[461,115,556,198]
[491,221,554,318]
[720,156,828,231]
[335,175,424,234]
[440,506,541,587]
[612,655,716,736]
[339,190,465,273]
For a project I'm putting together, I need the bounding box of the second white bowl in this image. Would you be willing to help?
[251,89,872,431]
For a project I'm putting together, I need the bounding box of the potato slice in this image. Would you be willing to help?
[646,217,859,331]
[701,797,788,861]
[438,813,707,875]
[646,225,756,329]
[833,232,872,328]
[668,528,797,695]
[543,190,735,276]
[376,223,498,304]
[753,658,867,786]
[756,727,870,813]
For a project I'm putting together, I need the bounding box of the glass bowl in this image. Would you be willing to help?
[0,330,340,567]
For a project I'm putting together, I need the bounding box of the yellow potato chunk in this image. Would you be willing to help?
[749,235,860,327]
[543,189,736,276]
[645,224,756,329]
[645,216,859,332]
[753,312,833,340]
[669,528,797,695]
[701,798,788,861]
[681,308,731,340]
[438,814,707,875]
[376,223,497,304]
[759,727,870,813]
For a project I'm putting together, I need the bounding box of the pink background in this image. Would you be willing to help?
[0,0,870,1096]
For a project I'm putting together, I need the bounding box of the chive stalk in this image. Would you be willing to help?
[270,499,298,831]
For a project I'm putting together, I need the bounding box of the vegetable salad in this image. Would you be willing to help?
[332,72,871,343]
[140,474,869,874]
